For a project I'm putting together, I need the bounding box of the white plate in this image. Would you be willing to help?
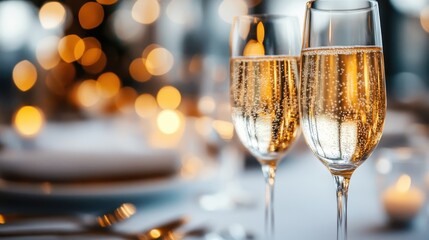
[0,165,218,198]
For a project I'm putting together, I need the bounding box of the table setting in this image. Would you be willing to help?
[1,0,429,239]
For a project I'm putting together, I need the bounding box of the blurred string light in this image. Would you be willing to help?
[198,96,216,115]
[45,62,75,96]
[39,1,66,29]
[218,0,248,24]
[79,37,102,66]
[13,106,45,137]
[156,110,183,134]
[36,36,61,70]
[97,0,118,5]
[83,51,107,74]
[111,8,145,43]
[79,2,104,30]
[58,34,85,63]
[96,72,121,98]
[76,80,100,107]
[0,1,36,51]
[129,58,151,82]
[390,0,428,17]
[145,47,174,76]
[212,120,234,141]
[132,0,160,24]
[421,6,429,33]
[135,93,158,118]
[156,86,181,110]
[13,60,37,92]
[166,0,191,25]
[166,0,202,28]
[115,87,137,114]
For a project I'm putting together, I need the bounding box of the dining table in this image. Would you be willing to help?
[0,111,428,239]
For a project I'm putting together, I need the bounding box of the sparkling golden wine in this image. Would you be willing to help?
[230,56,300,165]
[300,46,386,176]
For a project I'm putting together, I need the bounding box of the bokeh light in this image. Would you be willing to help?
[135,93,158,118]
[166,0,192,25]
[97,0,118,5]
[13,106,45,137]
[112,9,145,43]
[45,62,75,96]
[0,1,35,51]
[421,6,429,33]
[79,2,104,30]
[132,0,160,25]
[129,58,151,82]
[39,1,66,29]
[243,40,265,56]
[58,34,86,63]
[115,87,138,114]
[145,47,174,76]
[198,96,216,115]
[212,120,234,140]
[218,0,248,24]
[13,60,37,92]
[83,51,107,74]
[77,80,100,107]
[156,110,182,134]
[157,86,181,110]
[80,37,102,66]
[36,36,61,70]
[97,72,121,98]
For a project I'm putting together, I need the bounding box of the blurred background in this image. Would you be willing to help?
[0,0,428,140]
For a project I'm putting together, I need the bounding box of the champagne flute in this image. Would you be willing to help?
[230,15,301,239]
[300,1,386,240]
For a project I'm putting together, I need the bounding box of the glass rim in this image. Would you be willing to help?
[232,14,299,22]
[307,0,379,12]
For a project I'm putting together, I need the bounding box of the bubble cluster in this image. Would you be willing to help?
[300,46,386,173]
[230,56,300,161]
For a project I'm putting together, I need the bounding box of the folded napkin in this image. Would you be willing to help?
[0,150,181,183]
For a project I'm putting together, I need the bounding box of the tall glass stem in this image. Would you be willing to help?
[261,164,277,240]
[333,175,351,240]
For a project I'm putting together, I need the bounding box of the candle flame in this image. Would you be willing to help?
[395,174,412,193]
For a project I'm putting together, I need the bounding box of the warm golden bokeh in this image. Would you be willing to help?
[77,80,100,107]
[212,120,234,140]
[145,47,174,76]
[13,106,45,137]
[36,36,61,70]
[115,87,138,114]
[157,86,181,110]
[135,93,158,118]
[58,35,86,63]
[13,60,37,92]
[83,52,107,74]
[39,1,66,29]
[96,0,118,5]
[149,229,162,239]
[97,72,121,98]
[132,0,160,24]
[257,22,265,43]
[80,37,102,66]
[218,0,248,24]
[243,39,265,56]
[45,62,76,95]
[197,96,216,115]
[129,58,151,82]
[79,2,104,30]
[156,110,182,134]
[142,44,160,58]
